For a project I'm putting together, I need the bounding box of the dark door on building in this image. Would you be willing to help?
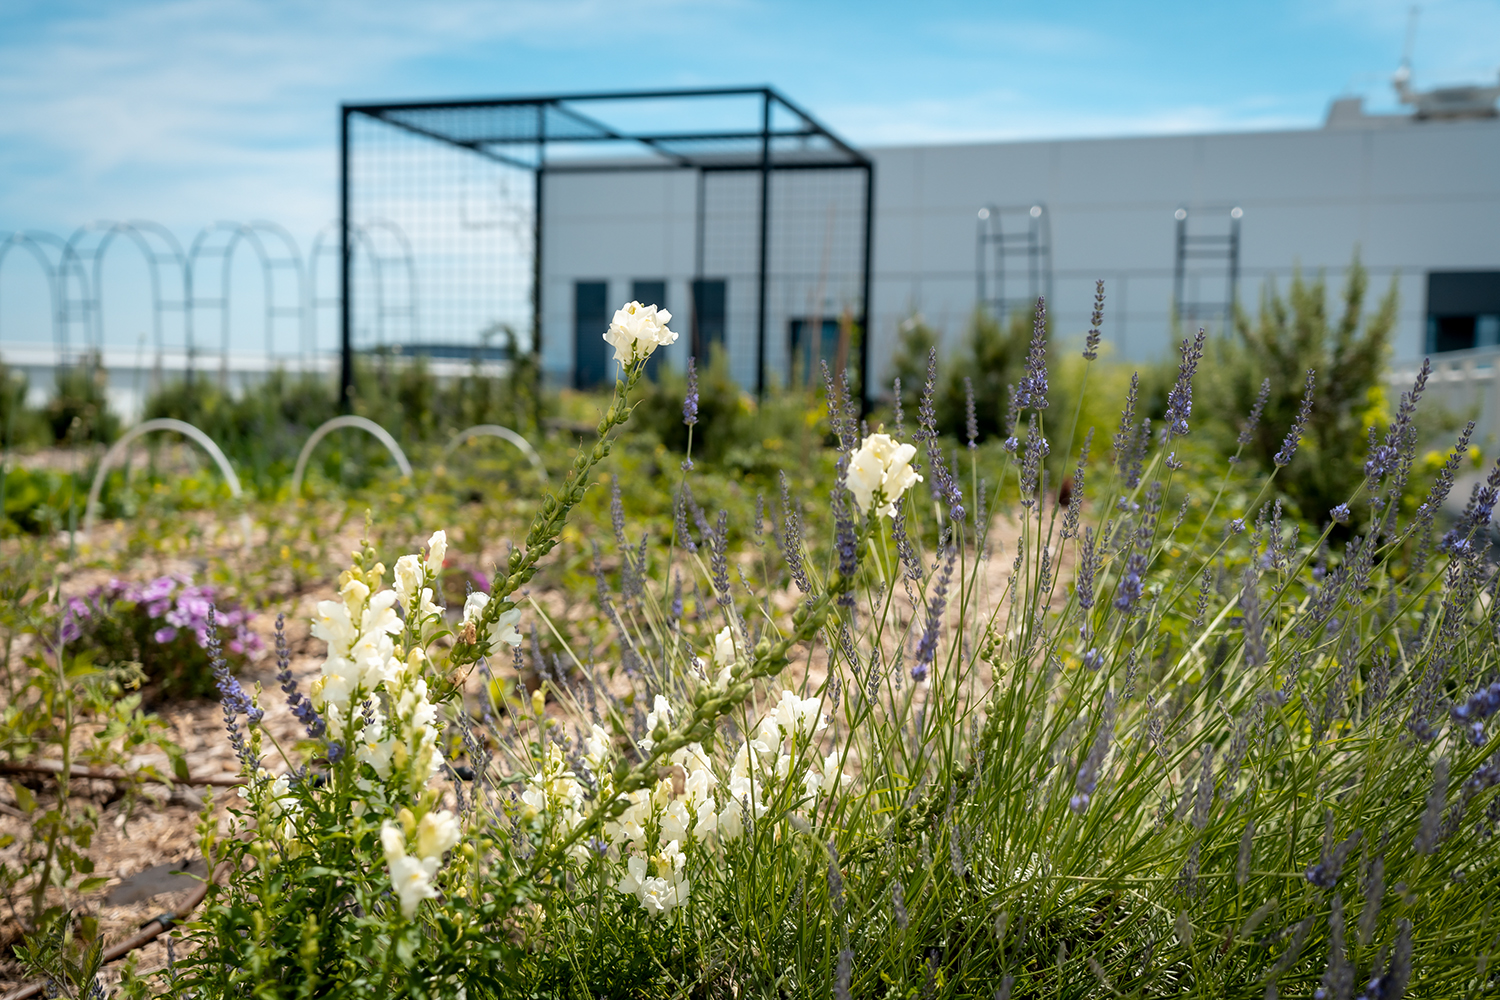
[574,281,609,389]
[632,279,667,380]
[1427,271,1500,353]
[691,279,726,361]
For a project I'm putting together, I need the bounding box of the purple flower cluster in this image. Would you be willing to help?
[60,575,261,659]
[62,575,260,657]
[1452,680,1500,745]
[1113,553,1147,614]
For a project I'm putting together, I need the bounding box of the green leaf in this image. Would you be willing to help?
[10,781,36,813]
[77,876,110,894]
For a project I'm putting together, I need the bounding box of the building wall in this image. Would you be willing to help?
[537,113,1500,390]
[869,115,1500,372]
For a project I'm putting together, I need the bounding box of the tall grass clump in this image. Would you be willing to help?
[40,292,1500,998]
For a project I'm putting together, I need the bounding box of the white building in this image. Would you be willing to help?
[538,95,1500,388]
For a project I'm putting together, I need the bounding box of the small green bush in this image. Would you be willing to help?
[45,354,119,445]
[1204,255,1397,523]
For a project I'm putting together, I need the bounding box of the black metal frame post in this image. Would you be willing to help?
[339,106,353,410]
[533,104,546,366]
[859,161,874,415]
[755,90,771,400]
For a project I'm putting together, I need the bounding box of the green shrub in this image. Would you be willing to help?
[45,353,119,445]
[1204,255,1397,523]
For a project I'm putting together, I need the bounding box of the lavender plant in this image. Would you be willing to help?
[111,293,1500,998]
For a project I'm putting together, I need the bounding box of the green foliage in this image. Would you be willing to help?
[12,286,1500,998]
[1205,255,1398,522]
[0,360,45,449]
[888,306,1034,442]
[45,354,119,445]
[0,541,185,974]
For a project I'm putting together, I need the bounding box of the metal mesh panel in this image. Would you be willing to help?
[348,111,535,354]
[342,89,871,399]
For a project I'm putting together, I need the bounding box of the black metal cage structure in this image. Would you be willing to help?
[340,87,873,405]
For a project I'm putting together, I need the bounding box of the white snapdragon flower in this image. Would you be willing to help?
[415,809,461,862]
[460,592,523,649]
[658,799,692,845]
[773,689,826,741]
[603,301,678,365]
[520,744,586,833]
[353,702,395,778]
[639,694,675,753]
[844,432,923,518]
[381,821,441,919]
[710,626,739,690]
[425,530,447,575]
[804,750,849,800]
[393,554,424,613]
[583,723,613,777]
[616,842,690,917]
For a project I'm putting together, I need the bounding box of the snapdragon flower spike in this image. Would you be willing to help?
[683,356,699,426]
[1273,369,1317,467]
[1162,328,1206,438]
[1013,296,1049,410]
[1083,280,1105,361]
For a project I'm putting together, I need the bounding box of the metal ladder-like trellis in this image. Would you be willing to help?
[62,222,188,386]
[186,221,308,380]
[975,203,1052,322]
[309,220,419,355]
[1172,205,1242,331]
[4,219,419,378]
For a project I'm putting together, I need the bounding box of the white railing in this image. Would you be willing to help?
[1389,346,1500,446]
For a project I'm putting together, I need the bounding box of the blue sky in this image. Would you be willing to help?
[1,0,1498,236]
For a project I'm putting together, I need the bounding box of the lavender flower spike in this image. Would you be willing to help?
[1013,296,1049,410]
[683,356,699,426]
[1273,369,1316,467]
[1083,280,1105,361]
[964,376,979,449]
[275,613,325,740]
[1162,328,1206,438]
[912,548,957,680]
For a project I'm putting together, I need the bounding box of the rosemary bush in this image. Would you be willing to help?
[71,294,1500,998]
